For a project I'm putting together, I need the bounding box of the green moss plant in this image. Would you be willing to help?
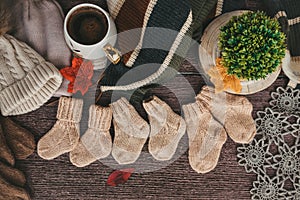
[218,11,286,80]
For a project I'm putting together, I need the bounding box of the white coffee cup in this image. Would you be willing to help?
[64,3,117,69]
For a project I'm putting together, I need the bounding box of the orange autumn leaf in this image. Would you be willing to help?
[60,57,94,95]
[60,57,82,82]
[73,61,94,95]
[208,58,242,93]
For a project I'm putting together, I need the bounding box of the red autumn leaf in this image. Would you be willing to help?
[107,168,134,186]
[71,57,83,70]
[67,82,74,94]
[73,60,94,95]
[60,57,81,82]
[60,66,77,82]
[60,57,94,95]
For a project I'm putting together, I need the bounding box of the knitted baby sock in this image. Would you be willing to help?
[0,123,14,166]
[183,101,227,174]
[37,97,83,160]
[143,96,186,161]
[0,162,26,187]
[197,86,256,144]
[1,117,36,160]
[0,174,30,200]
[111,98,150,164]
[70,105,113,168]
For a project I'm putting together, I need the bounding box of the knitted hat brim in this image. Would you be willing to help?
[0,62,62,116]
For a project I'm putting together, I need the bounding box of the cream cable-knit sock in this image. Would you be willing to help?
[37,97,83,160]
[70,105,113,168]
[143,96,186,161]
[197,86,256,144]
[183,101,227,174]
[111,98,150,164]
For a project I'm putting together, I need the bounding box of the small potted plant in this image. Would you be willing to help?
[209,11,286,93]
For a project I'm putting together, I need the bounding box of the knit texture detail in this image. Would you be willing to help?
[88,105,112,131]
[0,34,62,116]
[56,97,83,123]
[263,0,300,57]
[100,8,193,92]
[114,0,152,64]
[37,97,82,160]
[69,104,112,167]
[214,0,254,16]
[111,97,149,164]
[112,98,150,138]
[215,0,224,16]
[189,0,218,40]
[100,0,193,104]
[198,86,256,144]
[13,0,72,68]
[143,96,186,161]
[107,0,126,19]
[274,11,287,19]
[126,0,159,67]
[182,100,227,174]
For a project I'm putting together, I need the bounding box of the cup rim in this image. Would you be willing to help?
[64,3,111,47]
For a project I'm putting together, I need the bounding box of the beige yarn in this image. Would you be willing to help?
[183,101,227,174]
[111,98,150,164]
[37,97,83,160]
[197,86,256,144]
[0,174,30,200]
[143,96,186,161]
[0,123,15,166]
[70,105,113,168]
[0,34,62,116]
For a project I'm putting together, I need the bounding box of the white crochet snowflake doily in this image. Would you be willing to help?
[237,87,300,200]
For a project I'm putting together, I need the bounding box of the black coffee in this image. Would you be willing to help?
[67,7,108,45]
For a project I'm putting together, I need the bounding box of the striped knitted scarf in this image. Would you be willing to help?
[100,0,217,104]
[263,0,300,63]
[213,0,266,16]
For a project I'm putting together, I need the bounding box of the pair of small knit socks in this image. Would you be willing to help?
[37,97,112,167]
[111,97,186,164]
[69,105,112,167]
[183,86,256,174]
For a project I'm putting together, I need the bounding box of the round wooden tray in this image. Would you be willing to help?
[199,10,288,95]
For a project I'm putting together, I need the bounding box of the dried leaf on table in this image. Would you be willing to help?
[107,168,134,186]
[208,58,242,93]
[60,57,94,95]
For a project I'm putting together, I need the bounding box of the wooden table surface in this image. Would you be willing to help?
[12,0,297,199]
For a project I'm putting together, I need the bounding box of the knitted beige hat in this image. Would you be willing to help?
[13,0,72,69]
[0,34,62,116]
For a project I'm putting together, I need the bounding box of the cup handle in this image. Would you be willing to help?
[103,44,121,65]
